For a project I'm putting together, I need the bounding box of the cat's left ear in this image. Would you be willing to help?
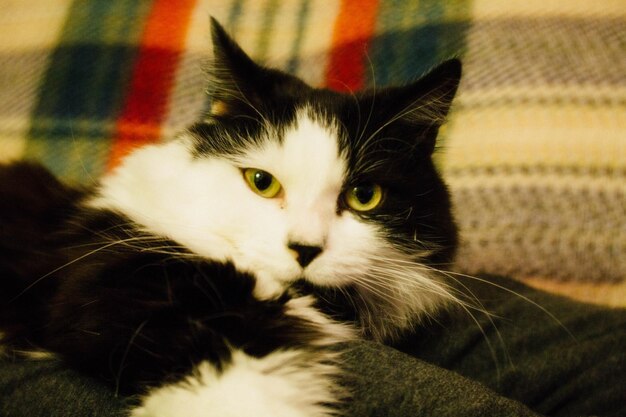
[375,59,462,155]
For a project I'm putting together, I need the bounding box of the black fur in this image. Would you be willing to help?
[0,162,84,339]
[0,19,461,403]
[0,166,334,393]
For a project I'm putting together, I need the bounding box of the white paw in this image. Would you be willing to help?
[130,349,340,417]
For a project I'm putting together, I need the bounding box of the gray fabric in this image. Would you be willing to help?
[0,360,127,417]
[1,276,624,416]
[394,275,626,417]
[341,340,540,417]
[0,342,539,417]
[0,347,539,417]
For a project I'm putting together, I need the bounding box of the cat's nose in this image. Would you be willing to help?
[287,243,322,268]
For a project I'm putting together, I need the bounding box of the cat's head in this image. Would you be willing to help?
[91,19,461,341]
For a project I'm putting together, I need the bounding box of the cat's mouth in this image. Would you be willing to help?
[251,265,307,300]
[253,260,340,300]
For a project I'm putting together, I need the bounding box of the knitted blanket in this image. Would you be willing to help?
[0,0,624,304]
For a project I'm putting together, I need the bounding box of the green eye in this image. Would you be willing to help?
[345,184,383,212]
[243,168,282,198]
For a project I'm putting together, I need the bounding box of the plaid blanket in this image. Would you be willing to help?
[0,0,624,303]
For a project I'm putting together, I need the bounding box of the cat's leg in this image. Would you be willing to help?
[131,296,351,417]
[131,348,341,417]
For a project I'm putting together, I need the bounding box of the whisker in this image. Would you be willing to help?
[355,51,377,147]
[343,251,515,357]
[115,320,149,396]
[11,230,201,302]
[62,235,167,251]
[426,269,512,370]
[423,266,575,341]
[9,238,152,302]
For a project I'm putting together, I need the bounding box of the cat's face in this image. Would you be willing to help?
[89,21,461,340]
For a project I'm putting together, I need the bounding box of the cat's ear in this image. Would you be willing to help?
[208,17,258,118]
[375,59,462,155]
[208,18,308,120]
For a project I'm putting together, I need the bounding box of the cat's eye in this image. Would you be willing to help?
[345,184,383,212]
[243,168,282,198]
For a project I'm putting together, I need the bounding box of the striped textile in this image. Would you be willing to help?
[0,0,624,303]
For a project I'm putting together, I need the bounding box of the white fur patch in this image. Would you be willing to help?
[306,219,455,341]
[131,349,341,417]
[284,296,356,345]
[87,111,349,300]
[233,111,347,248]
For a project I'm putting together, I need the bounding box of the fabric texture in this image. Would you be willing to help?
[2,275,625,416]
[0,0,624,300]
[394,275,626,417]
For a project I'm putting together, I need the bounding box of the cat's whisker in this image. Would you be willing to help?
[353,259,510,369]
[419,266,575,341]
[331,79,364,147]
[353,289,376,334]
[193,267,226,308]
[444,281,516,371]
[350,276,397,301]
[9,237,164,302]
[62,235,169,251]
[12,235,199,303]
[354,51,377,148]
[115,320,149,397]
[364,260,501,318]
[65,218,141,236]
[397,263,510,335]
[338,286,361,316]
[359,258,497,317]
[454,296,505,378]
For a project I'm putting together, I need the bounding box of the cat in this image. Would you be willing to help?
[0,18,461,417]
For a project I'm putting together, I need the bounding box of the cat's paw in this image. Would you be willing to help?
[130,349,340,417]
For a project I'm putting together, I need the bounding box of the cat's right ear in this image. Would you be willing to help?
[208,18,258,118]
[207,18,307,121]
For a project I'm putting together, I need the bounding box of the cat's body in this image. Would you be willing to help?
[0,20,461,416]
[0,162,354,416]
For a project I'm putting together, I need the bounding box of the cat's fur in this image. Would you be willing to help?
[0,19,461,416]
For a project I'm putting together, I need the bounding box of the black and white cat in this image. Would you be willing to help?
[0,19,461,416]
